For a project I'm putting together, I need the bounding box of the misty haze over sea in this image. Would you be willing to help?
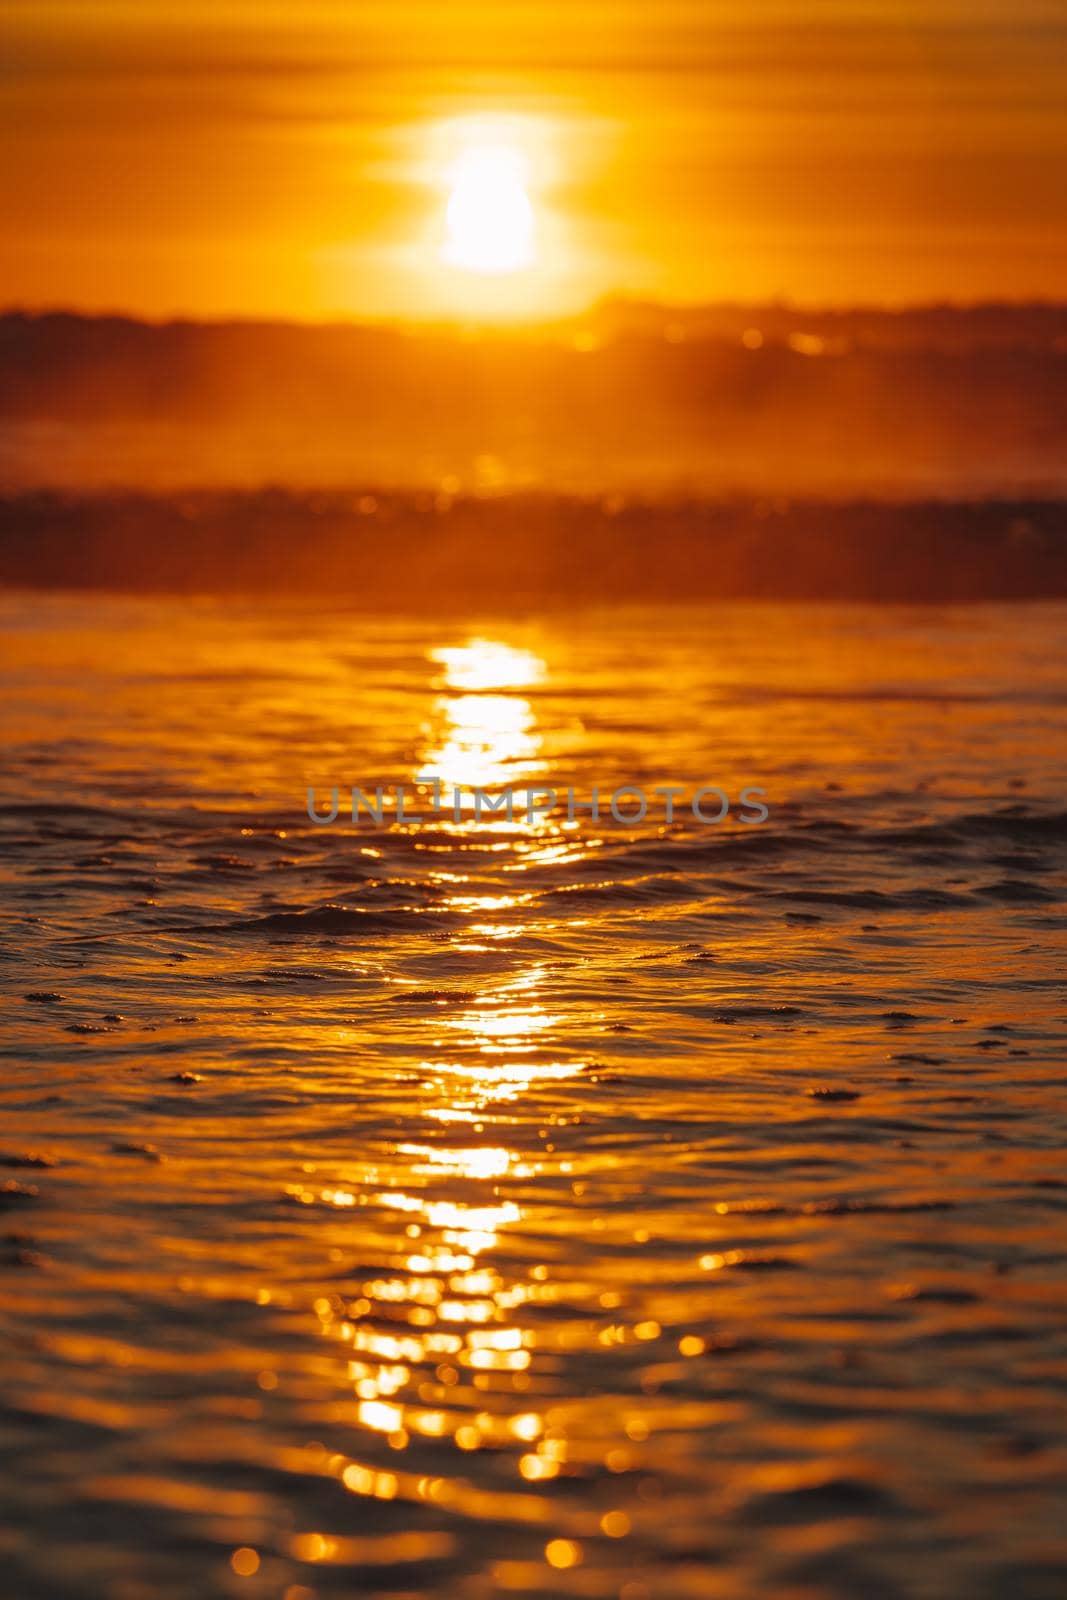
[2,300,1065,602]
[3,301,1066,496]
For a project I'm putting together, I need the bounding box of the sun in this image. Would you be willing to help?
[442,143,535,274]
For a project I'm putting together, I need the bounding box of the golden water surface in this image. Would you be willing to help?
[1,597,1066,1600]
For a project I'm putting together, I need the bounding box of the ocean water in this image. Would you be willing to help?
[1,593,1066,1600]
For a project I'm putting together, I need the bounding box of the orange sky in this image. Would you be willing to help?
[3,0,1066,320]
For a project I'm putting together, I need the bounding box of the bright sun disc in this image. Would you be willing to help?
[443,144,534,274]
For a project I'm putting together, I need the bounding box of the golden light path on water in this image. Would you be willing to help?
[283,961,598,1567]
[274,640,609,1575]
[2,600,1067,1598]
[321,647,589,1548]
[420,638,548,796]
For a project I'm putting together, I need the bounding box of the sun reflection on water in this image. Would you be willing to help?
[421,637,547,795]
[290,956,604,1531]
[429,639,546,692]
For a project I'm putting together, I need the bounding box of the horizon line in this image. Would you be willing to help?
[4,294,1067,334]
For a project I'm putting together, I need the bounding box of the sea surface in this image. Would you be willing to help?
[1,594,1066,1600]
